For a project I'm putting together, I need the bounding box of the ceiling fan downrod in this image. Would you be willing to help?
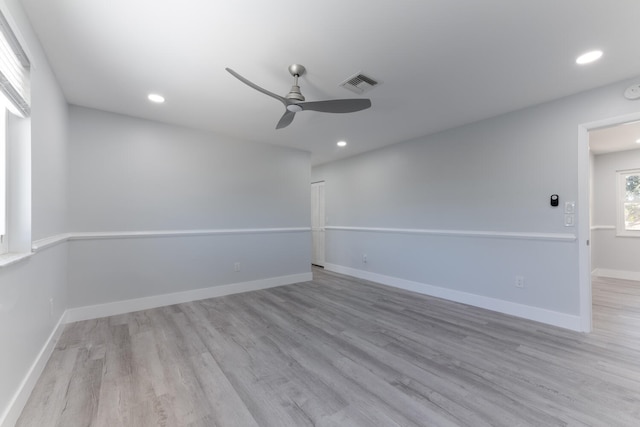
[286,64,306,102]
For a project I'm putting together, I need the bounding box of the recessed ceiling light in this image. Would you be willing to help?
[576,50,603,65]
[148,93,165,103]
[337,141,347,147]
[635,139,640,144]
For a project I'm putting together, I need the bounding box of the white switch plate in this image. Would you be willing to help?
[564,214,574,226]
[564,201,575,214]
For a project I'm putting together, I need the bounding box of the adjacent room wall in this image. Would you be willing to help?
[592,148,640,280]
[66,106,311,312]
[313,76,640,330]
[0,0,69,425]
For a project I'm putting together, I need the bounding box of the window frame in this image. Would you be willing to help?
[616,168,640,237]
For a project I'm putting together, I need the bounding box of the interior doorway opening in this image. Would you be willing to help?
[311,181,325,267]
[579,112,640,332]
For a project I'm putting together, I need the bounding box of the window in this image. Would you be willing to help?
[0,8,30,258]
[617,169,640,237]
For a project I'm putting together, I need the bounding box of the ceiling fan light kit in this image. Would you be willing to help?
[226,64,372,129]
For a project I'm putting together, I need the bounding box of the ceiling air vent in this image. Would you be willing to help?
[339,72,381,94]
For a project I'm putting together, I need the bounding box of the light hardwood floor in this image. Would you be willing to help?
[15,269,640,426]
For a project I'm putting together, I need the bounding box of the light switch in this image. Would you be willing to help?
[564,201,575,214]
[564,214,574,227]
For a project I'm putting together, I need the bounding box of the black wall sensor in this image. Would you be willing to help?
[550,194,559,207]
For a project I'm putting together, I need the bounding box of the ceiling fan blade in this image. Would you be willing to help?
[299,98,371,113]
[276,110,296,129]
[225,68,287,105]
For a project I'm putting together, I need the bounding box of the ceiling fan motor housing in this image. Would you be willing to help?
[286,85,305,101]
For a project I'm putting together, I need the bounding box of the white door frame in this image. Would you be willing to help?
[311,180,325,267]
[578,110,640,332]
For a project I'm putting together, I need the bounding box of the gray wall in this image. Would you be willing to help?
[68,107,309,231]
[592,148,640,276]
[66,106,311,308]
[313,76,640,324]
[0,0,69,424]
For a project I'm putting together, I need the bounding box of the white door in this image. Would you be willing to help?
[311,181,325,267]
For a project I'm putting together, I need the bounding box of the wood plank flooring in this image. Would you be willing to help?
[15,269,640,426]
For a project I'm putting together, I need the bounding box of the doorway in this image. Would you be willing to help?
[311,181,325,267]
[579,112,640,332]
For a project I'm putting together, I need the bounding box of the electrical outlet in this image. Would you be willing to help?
[234,262,241,272]
[515,276,525,288]
[362,254,368,264]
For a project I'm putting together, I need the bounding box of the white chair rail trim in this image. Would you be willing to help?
[590,225,615,231]
[31,227,311,253]
[325,226,576,242]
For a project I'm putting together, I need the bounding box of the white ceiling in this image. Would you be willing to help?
[590,121,640,155]
[19,0,640,165]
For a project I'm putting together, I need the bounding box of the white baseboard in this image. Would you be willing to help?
[325,264,581,332]
[592,268,640,282]
[65,272,313,323]
[0,314,67,427]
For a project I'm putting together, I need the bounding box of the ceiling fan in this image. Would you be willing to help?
[225,64,372,129]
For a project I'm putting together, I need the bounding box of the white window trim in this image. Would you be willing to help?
[616,168,640,237]
[0,108,31,264]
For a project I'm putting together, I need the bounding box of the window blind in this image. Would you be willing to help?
[0,11,29,118]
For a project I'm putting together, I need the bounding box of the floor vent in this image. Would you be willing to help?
[339,72,381,94]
